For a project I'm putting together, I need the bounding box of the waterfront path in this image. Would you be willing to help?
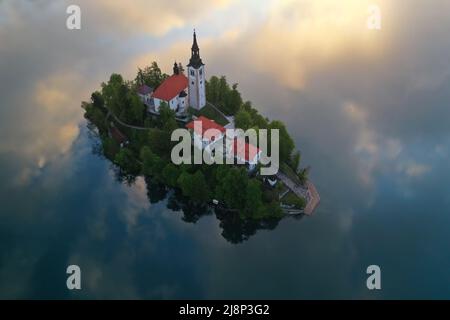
[106,108,189,132]
[107,110,150,131]
[276,171,320,216]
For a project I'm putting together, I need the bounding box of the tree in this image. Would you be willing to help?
[178,171,210,203]
[128,92,145,125]
[148,128,171,157]
[234,109,253,130]
[91,91,104,109]
[241,101,269,129]
[224,83,242,115]
[140,146,163,177]
[162,163,180,187]
[159,102,178,132]
[102,74,125,113]
[298,167,309,185]
[206,76,240,115]
[114,148,140,174]
[136,68,145,86]
[136,62,168,88]
[269,120,295,165]
[101,136,118,159]
[84,103,107,133]
[215,167,248,210]
[206,75,220,104]
[244,179,263,217]
[291,151,301,172]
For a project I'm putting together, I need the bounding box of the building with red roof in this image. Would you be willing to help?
[146,31,207,114]
[230,138,262,171]
[186,116,226,150]
[152,63,188,113]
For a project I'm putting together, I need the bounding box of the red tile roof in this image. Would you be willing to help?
[232,138,261,162]
[186,116,226,141]
[152,74,188,101]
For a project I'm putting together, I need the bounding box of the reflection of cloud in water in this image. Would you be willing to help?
[1,0,450,299]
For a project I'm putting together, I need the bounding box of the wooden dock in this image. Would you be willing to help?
[303,181,320,216]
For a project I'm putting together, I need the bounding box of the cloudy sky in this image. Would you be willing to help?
[1,0,449,191]
[1,0,450,299]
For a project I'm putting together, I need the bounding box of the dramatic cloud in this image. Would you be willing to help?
[78,0,234,36]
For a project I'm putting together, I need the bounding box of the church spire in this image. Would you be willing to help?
[192,29,199,52]
[188,29,204,69]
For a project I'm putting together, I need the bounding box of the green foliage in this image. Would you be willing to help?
[148,128,171,157]
[291,151,301,172]
[85,69,308,222]
[162,163,180,187]
[84,103,107,133]
[135,62,169,88]
[282,192,306,209]
[190,104,229,126]
[244,179,263,217]
[114,148,140,174]
[206,76,242,116]
[262,187,278,203]
[269,120,295,165]
[225,83,243,115]
[234,109,253,130]
[129,92,145,125]
[140,146,165,178]
[159,102,178,132]
[241,101,269,129]
[101,136,118,159]
[298,167,309,185]
[178,171,210,203]
[101,73,145,126]
[215,167,249,210]
[102,73,125,115]
[262,202,284,218]
[91,91,104,109]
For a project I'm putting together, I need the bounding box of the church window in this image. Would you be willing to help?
[190,70,195,76]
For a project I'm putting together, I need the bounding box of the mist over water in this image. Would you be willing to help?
[1,0,450,299]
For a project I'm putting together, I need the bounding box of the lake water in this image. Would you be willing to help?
[1,1,450,299]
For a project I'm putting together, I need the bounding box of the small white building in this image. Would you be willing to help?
[152,63,188,114]
[229,138,262,171]
[186,116,226,152]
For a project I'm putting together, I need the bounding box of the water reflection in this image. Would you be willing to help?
[2,0,450,299]
[102,137,285,244]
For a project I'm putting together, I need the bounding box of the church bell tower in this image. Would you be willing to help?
[187,30,206,110]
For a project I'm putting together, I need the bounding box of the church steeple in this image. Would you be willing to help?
[192,30,199,53]
[187,29,206,110]
[188,30,204,69]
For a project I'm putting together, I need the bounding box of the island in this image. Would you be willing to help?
[82,31,320,243]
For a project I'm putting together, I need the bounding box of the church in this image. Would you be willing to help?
[146,31,206,114]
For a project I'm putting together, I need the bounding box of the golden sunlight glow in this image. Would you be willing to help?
[248,0,389,89]
[88,0,235,36]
